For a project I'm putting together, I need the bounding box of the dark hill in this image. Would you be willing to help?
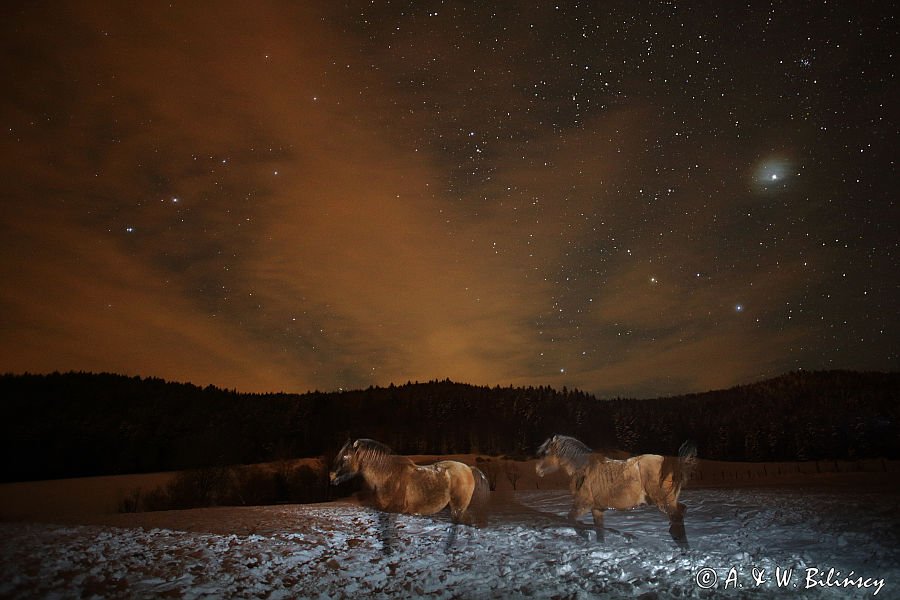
[1,370,897,482]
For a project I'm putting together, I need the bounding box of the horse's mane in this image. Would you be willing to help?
[354,438,393,456]
[352,438,413,473]
[546,435,593,470]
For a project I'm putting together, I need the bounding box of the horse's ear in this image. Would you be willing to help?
[552,434,558,442]
[352,439,359,448]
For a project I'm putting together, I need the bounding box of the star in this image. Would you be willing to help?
[753,157,792,191]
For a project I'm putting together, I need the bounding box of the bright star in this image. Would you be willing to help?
[753,156,792,192]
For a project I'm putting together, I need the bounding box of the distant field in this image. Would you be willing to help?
[1,456,897,522]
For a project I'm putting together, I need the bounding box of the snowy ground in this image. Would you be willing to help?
[1,487,898,599]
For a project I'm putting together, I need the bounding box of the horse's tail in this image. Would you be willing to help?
[468,466,491,525]
[677,440,698,485]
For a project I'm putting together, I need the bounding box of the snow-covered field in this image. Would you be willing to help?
[1,486,898,599]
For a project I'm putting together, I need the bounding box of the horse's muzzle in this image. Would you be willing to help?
[329,470,352,486]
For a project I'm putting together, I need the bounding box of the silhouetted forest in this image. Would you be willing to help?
[2,370,897,482]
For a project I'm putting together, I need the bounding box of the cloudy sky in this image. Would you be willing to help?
[1,1,894,398]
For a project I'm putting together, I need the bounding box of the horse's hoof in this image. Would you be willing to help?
[579,529,602,542]
[669,522,689,549]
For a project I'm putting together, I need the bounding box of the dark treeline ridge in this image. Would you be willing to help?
[2,370,897,482]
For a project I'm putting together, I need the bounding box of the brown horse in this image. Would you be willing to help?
[536,435,696,545]
[330,439,489,524]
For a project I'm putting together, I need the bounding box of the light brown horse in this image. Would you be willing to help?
[330,439,489,524]
[536,435,696,544]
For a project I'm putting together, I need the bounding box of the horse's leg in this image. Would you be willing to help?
[651,474,690,548]
[568,499,591,538]
[666,501,689,548]
[669,519,688,548]
[567,503,589,523]
[591,508,606,542]
[449,490,475,526]
[448,470,476,525]
[445,471,475,552]
[377,510,397,555]
[444,521,460,553]
[450,505,474,525]
[447,487,475,552]
[450,495,472,525]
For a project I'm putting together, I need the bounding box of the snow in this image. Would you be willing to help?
[1,487,897,598]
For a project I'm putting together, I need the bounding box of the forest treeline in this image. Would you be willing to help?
[2,370,897,482]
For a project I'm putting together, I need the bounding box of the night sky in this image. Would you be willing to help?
[1,2,895,398]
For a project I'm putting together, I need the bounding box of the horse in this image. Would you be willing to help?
[536,434,697,545]
[330,439,490,551]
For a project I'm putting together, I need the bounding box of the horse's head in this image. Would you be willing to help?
[535,435,562,477]
[330,438,393,485]
[329,439,361,485]
[536,434,592,477]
